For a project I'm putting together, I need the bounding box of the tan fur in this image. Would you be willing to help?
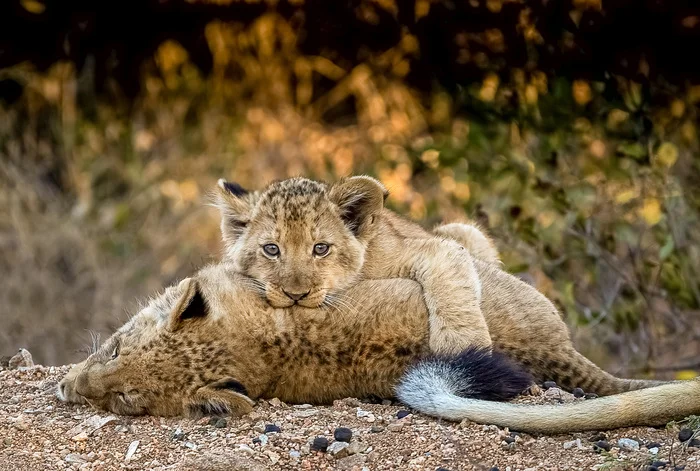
[214,176,665,395]
[214,176,491,355]
[57,262,700,434]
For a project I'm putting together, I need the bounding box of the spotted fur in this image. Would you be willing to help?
[57,262,700,434]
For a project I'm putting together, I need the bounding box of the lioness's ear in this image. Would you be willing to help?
[187,377,255,417]
[328,176,388,238]
[168,278,209,332]
[212,179,257,248]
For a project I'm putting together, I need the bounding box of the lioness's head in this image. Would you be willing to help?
[214,176,388,308]
[57,265,257,417]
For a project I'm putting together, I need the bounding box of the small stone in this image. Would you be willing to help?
[689,438,700,448]
[3,438,12,447]
[311,437,329,452]
[124,440,140,460]
[650,461,667,468]
[238,445,255,456]
[347,441,368,455]
[171,428,186,441]
[585,393,598,399]
[264,424,281,434]
[544,387,562,400]
[593,440,611,452]
[396,410,411,419]
[265,450,280,464]
[646,467,659,471]
[649,447,660,455]
[370,426,384,433]
[387,422,404,432]
[646,442,662,449]
[437,468,453,471]
[13,420,29,431]
[543,381,557,389]
[184,441,197,450]
[563,439,581,449]
[213,418,227,428]
[504,436,516,444]
[617,438,640,451]
[65,454,86,464]
[268,398,286,408]
[572,387,585,398]
[71,432,89,442]
[679,428,694,442]
[289,450,301,460]
[8,348,34,369]
[381,399,392,406]
[66,415,119,438]
[257,434,268,446]
[294,410,318,418]
[334,427,353,442]
[328,441,350,458]
[356,409,371,418]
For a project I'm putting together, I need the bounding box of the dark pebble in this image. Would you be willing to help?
[397,410,411,419]
[264,424,281,434]
[650,461,667,468]
[503,436,516,444]
[509,432,521,438]
[334,427,353,443]
[543,381,557,389]
[213,418,227,428]
[572,388,585,398]
[646,467,659,471]
[589,433,607,442]
[489,468,499,471]
[585,393,598,399]
[675,466,686,471]
[252,437,261,444]
[689,438,700,447]
[646,442,662,449]
[593,440,611,452]
[311,437,329,452]
[436,468,452,471]
[678,428,694,442]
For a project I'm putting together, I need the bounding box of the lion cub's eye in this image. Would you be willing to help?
[313,243,330,257]
[262,244,280,257]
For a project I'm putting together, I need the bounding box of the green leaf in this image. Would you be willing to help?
[659,236,675,261]
[616,142,646,159]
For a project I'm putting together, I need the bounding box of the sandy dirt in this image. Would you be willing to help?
[1,364,699,471]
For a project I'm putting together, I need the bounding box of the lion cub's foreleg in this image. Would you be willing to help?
[374,237,492,355]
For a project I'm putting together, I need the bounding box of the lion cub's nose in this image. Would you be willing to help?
[283,290,310,301]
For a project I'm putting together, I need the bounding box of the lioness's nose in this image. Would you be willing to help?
[283,290,310,301]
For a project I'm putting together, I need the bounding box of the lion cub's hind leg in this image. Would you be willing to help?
[433,222,501,266]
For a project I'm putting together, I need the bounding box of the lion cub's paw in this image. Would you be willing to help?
[428,329,493,357]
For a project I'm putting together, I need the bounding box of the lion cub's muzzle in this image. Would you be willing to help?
[265,285,328,308]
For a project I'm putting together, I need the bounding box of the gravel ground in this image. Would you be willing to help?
[1,363,699,471]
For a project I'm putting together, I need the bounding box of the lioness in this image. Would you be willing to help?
[57,262,700,434]
[214,176,663,395]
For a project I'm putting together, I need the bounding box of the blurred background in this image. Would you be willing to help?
[0,0,698,379]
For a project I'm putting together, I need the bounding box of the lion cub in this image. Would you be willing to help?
[214,176,495,355]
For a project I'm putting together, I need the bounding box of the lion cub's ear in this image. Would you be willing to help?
[167,278,209,332]
[328,175,388,239]
[186,377,255,417]
[212,179,258,248]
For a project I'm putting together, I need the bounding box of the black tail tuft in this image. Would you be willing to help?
[410,346,533,401]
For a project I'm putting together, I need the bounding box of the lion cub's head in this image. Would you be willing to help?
[214,176,388,308]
